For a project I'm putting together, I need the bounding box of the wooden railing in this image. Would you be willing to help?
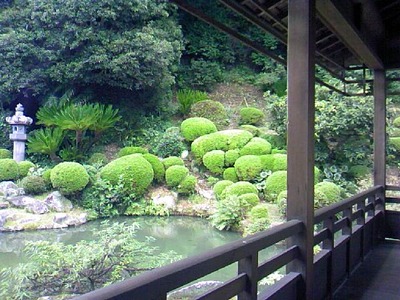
[385,185,400,239]
[75,185,385,300]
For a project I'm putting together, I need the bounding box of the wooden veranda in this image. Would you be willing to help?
[75,1,400,299]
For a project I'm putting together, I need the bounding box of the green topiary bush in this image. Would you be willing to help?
[234,155,263,181]
[143,153,165,182]
[223,167,239,182]
[390,137,400,151]
[260,154,275,171]
[18,161,36,178]
[225,149,240,167]
[165,165,189,188]
[277,190,287,216]
[239,107,265,125]
[87,152,108,166]
[0,159,19,181]
[0,148,12,159]
[153,127,188,158]
[20,175,47,195]
[163,156,185,169]
[117,146,149,158]
[243,203,270,236]
[100,154,154,195]
[190,100,228,129]
[180,117,218,142]
[51,162,89,195]
[203,150,225,175]
[221,181,258,199]
[239,137,272,156]
[315,181,341,204]
[264,171,287,201]
[314,188,331,209]
[272,154,287,171]
[178,175,197,194]
[393,116,400,128]
[238,193,260,207]
[349,165,370,179]
[239,125,260,136]
[213,180,234,200]
[249,203,269,220]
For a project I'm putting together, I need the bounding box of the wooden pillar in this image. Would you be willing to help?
[287,1,315,299]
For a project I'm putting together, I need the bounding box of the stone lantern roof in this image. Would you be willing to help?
[6,103,33,126]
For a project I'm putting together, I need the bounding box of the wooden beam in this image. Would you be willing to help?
[316,0,384,69]
[286,1,315,299]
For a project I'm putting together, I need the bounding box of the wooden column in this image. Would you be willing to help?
[287,1,315,299]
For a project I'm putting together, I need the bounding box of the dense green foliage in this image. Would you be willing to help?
[213,180,234,200]
[0,159,19,181]
[20,175,47,195]
[17,161,35,178]
[239,107,265,125]
[180,117,217,142]
[50,162,89,195]
[176,89,208,115]
[163,156,185,169]
[189,100,228,129]
[239,137,272,156]
[117,146,149,158]
[165,165,189,188]
[143,153,165,183]
[0,149,11,159]
[203,150,225,175]
[210,196,250,231]
[234,155,263,181]
[220,181,258,200]
[264,171,287,201]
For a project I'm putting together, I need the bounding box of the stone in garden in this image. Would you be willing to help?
[8,196,37,208]
[151,187,177,209]
[53,213,68,224]
[44,191,73,212]
[0,181,23,199]
[25,200,49,214]
[0,201,10,209]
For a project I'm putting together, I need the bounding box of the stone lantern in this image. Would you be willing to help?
[6,103,33,162]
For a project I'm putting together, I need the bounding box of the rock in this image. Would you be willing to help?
[0,201,10,209]
[53,213,68,224]
[53,212,87,228]
[0,181,24,199]
[25,201,49,214]
[0,214,6,227]
[44,191,73,212]
[8,196,36,208]
[5,214,41,231]
[151,187,177,209]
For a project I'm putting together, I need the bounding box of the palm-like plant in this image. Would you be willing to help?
[27,127,65,162]
[89,104,121,141]
[176,89,208,115]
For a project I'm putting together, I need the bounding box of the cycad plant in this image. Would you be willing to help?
[176,89,208,115]
[27,127,65,162]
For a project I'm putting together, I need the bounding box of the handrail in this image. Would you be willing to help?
[74,220,303,300]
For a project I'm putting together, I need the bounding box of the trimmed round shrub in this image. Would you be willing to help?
[393,116,400,128]
[272,154,287,171]
[190,100,228,129]
[100,154,154,194]
[0,148,12,159]
[42,169,52,187]
[18,161,35,177]
[51,162,89,195]
[238,193,260,207]
[239,107,265,125]
[240,125,260,136]
[0,159,19,181]
[390,137,400,151]
[165,165,189,188]
[249,203,269,220]
[234,155,263,181]
[191,130,253,161]
[314,188,331,209]
[315,181,341,203]
[221,181,258,199]
[180,117,218,142]
[163,156,185,169]
[213,180,234,200]
[143,153,165,182]
[260,154,275,171]
[203,150,225,175]
[225,149,240,167]
[20,175,47,195]
[87,152,108,166]
[223,167,239,182]
[240,137,272,156]
[117,146,149,158]
[349,165,370,179]
[178,175,197,194]
[264,171,287,201]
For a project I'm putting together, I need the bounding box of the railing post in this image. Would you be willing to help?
[322,217,334,298]
[357,199,366,260]
[238,253,258,300]
[343,207,353,276]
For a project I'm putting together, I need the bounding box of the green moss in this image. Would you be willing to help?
[221,181,258,199]
[213,180,234,200]
[315,181,341,203]
[117,146,149,158]
[390,137,400,151]
[239,125,260,136]
[165,165,189,188]
[143,153,165,182]
[393,116,400,128]
[272,154,287,171]
[223,167,239,182]
[234,155,263,181]
[163,156,185,169]
[238,193,260,207]
[249,203,269,220]
[87,152,108,166]
[349,165,370,179]
[20,175,47,195]
[203,150,225,175]
[51,162,89,195]
[180,117,217,142]
[0,159,19,181]
[18,161,35,177]
[264,171,287,201]
[239,107,265,125]
[240,137,272,156]
[260,154,275,171]
[190,100,228,129]
[0,148,11,159]
[225,149,240,167]
[178,175,197,194]
[100,154,154,194]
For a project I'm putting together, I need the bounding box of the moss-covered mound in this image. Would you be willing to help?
[203,150,225,175]
[100,154,154,194]
[143,153,165,182]
[163,156,185,169]
[234,155,263,181]
[315,181,341,203]
[264,171,287,201]
[239,137,272,156]
[272,154,287,171]
[117,146,149,158]
[249,203,269,220]
[180,117,218,142]
[20,175,47,195]
[239,125,260,136]
[165,165,189,188]
[221,181,258,199]
[190,100,228,129]
[349,165,370,179]
[238,193,260,207]
[18,161,35,178]
[223,167,239,182]
[178,175,197,195]
[191,129,253,161]
[0,148,12,159]
[0,159,19,181]
[260,154,275,171]
[51,162,89,195]
[239,107,265,125]
[213,180,234,200]
[390,137,400,151]
[225,149,240,167]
